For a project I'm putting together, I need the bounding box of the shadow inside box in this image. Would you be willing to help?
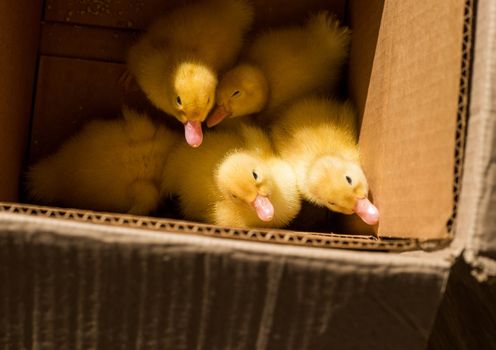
[154,197,377,237]
[287,201,376,236]
[154,195,184,221]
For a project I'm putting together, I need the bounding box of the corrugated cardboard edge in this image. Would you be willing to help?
[0,202,419,252]
[454,0,496,280]
[448,0,477,234]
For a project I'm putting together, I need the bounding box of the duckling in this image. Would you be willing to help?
[127,0,254,147]
[27,108,180,215]
[271,97,379,225]
[161,124,301,228]
[208,12,350,127]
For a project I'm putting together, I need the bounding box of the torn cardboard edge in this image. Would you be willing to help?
[464,250,496,282]
[0,202,421,252]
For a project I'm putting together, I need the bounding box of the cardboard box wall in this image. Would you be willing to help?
[426,2,496,347]
[0,215,450,350]
[1,0,495,348]
[427,259,496,349]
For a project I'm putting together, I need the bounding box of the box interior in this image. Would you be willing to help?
[0,0,469,248]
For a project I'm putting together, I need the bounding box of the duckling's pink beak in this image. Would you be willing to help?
[251,194,274,222]
[184,120,203,147]
[353,198,379,225]
[207,105,232,127]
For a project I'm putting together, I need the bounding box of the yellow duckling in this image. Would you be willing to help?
[27,108,180,215]
[162,124,301,228]
[127,0,254,147]
[208,11,350,127]
[271,96,379,225]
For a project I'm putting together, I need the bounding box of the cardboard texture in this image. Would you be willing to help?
[427,259,496,350]
[358,0,465,239]
[455,0,496,265]
[45,0,346,30]
[40,22,137,62]
[0,1,42,201]
[30,57,127,162]
[0,213,450,350]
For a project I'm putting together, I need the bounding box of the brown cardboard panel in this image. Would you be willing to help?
[0,214,450,349]
[0,1,43,201]
[44,0,346,30]
[41,22,138,62]
[30,57,128,163]
[358,0,465,239]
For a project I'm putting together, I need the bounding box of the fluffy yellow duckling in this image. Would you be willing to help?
[27,108,180,215]
[208,11,350,127]
[161,124,301,228]
[127,0,254,147]
[271,97,379,225]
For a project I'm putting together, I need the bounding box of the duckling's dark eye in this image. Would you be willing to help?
[346,176,353,185]
[176,96,182,106]
[328,201,336,206]
[232,90,241,97]
[231,194,238,199]
[252,171,258,180]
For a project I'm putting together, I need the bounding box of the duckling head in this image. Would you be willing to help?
[173,62,217,147]
[207,64,269,127]
[307,155,379,225]
[216,152,274,222]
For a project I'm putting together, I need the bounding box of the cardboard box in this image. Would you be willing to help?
[0,0,494,348]
[8,0,469,247]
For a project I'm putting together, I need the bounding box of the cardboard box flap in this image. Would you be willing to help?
[0,212,450,349]
[352,0,465,239]
[456,0,496,265]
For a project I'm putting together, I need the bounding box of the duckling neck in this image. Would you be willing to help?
[266,158,301,227]
[296,157,317,202]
